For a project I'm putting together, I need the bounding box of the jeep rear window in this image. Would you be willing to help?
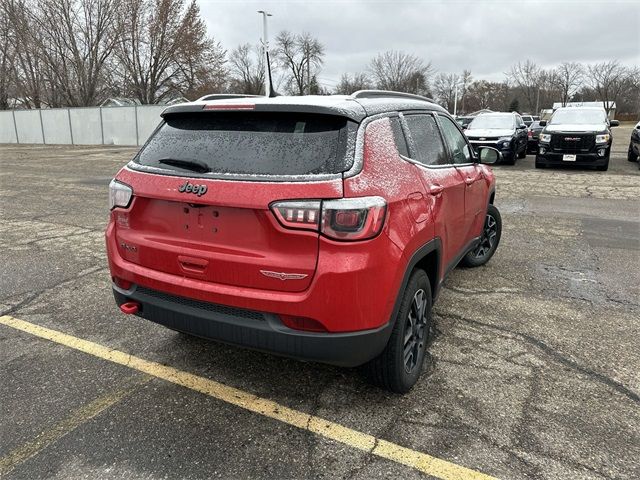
[134,112,354,176]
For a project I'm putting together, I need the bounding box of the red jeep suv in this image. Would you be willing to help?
[106,91,502,392]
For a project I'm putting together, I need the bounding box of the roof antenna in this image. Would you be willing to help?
[258,10,279,98]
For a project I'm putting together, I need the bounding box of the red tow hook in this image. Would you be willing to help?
[120,301,140,315]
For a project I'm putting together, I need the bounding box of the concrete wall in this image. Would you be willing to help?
[0,105,166,146]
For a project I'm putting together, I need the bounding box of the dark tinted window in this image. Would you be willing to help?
[438,115,473,164]
[404,114,448,166]
[389,117,409,157]
[135,112,352,176]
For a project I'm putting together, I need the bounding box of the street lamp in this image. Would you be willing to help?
[257,10,272,97]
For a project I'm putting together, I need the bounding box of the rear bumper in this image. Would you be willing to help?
[536,151,608,166]
[113,284,393,367]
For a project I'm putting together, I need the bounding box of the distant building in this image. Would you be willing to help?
[552,101,616,119]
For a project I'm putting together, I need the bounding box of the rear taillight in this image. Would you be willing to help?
[528,130,533,138]
[109,179,133,210]
[270,196,387,241]
[271,201,321,231]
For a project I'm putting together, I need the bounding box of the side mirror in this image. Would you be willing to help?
[610,120,619,127]
[477,146,501,165]
[461,125,468,130]
[517,124,526,129]
[539,120,547,126]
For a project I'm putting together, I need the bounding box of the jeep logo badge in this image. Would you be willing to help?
[178,181,207,196]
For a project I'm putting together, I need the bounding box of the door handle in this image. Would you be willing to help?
[428,184,444,196]
[465,176,476,186]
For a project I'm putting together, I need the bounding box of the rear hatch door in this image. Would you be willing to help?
[114,110,355,293]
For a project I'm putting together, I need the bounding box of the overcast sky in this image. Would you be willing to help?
[199,0,640,90]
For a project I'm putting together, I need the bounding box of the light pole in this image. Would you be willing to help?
[453,84,458,117]
[257,10,272,97]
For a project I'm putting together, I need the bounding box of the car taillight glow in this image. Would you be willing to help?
[270,196,387,241]
[109,179,133,210]
[528,130,533,138]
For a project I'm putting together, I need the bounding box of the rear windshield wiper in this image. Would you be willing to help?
[158,158,211,173]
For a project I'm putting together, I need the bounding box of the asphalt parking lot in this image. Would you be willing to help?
[1,124,639,480]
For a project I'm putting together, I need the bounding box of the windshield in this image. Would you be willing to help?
[550,109,607,125]
[468,115,514,130]
[135,112,353,177]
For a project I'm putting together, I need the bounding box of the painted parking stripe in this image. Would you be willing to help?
[0,315,497,480]
[0,375,150,476]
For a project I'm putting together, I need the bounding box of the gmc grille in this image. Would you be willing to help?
[550,133,595,153]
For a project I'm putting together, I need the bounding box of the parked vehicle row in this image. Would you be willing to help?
[459,107,637,172]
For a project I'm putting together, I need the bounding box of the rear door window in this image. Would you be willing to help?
[403,114,449,166]
[134,112,354,177]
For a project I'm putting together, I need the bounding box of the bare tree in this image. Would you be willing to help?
[507,60,542,112]
[587,60,632,114]
[553,62,583,107]
[0,6,16,109]
[2,0,48,108]
[228,43,265,95]
[334,72,372,94]
[464,80,511,112]
[116,0,223,103]
[369,51,434,96]
[433,72,460,112]
[32,0,121,107]
[275,31,324,95]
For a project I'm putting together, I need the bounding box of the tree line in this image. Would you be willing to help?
[1,0,638,117]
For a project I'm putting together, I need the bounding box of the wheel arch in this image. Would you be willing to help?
[389,239,442,329]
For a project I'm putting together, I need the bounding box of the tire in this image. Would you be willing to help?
[596,157,609,171]
[517,143,527,159]
[534,161,545,169]
[504,151,516,165]
[364,270,432,394]
[460,204,502,268]
[628,143,639,162]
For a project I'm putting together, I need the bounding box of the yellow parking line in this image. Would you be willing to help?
[0,374,149,476]
[0,315,497,480]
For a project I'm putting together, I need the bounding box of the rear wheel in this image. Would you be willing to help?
[364,270,432,394]
[461,204,502,267]
[504,151,516,165]
[628,143,638,162]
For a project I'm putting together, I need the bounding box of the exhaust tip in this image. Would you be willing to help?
[120,301,140,315]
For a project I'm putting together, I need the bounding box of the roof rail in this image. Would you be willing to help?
[350,90,435,104]
[197,94,261,101]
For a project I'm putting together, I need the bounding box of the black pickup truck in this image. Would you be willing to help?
[535,107,619,171]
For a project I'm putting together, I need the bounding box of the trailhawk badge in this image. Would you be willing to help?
[178,181,207,196]
[260,270,308,281]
